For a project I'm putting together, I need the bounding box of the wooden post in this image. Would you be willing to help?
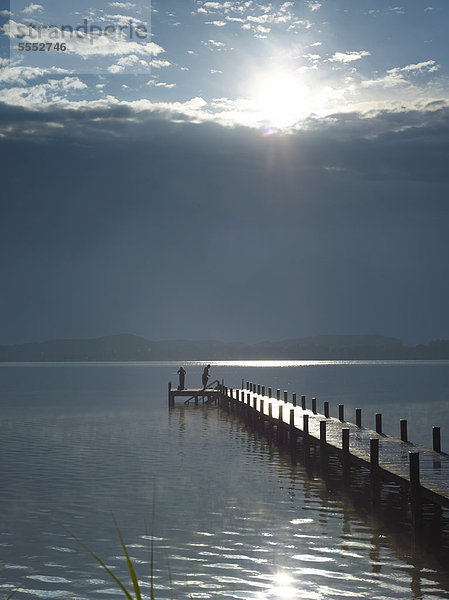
[303,414,309,435]
[292,393,297,407]
[241,378,244,389]
[262,385,265,396]
[289,408,295,447]
[323,401,329,418]
[246,382,249,390]
[268,402,273,419]
[257,384,261,395]
[168,381,172,407]
[260,399,265,419]
[246,394,251,424]
[370,438,379,471]
[268,387,272,398]
[311,397,317,414]
[433,427,441,453]
[355,408,362,428]
[375,413,382,435]
[284,390,288,403]
[409,451,420,495]
[301,395,306,410]
[258,398,264,429]
[338,404,344,422]
[320,420,326,444]
[342,428,349,455]
[290,408,295,429]
[400,419,408,442]
[276,389,281,401]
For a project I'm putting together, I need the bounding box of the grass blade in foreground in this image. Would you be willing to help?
[6,579,28,600]
[67,530,136,600]
[112,515,143,600]
[1,566,31,600]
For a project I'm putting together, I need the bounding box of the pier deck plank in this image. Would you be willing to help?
[170,388,221,396]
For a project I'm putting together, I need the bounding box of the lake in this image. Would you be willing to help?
[1,361,449,599]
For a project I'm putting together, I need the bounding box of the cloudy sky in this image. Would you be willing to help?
[1,0,449,345]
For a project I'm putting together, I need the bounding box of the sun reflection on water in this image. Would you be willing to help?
[256,571,298,599]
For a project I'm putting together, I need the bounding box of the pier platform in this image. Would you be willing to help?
[168,383,221,406]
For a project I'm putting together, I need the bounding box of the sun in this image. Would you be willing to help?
[250,70,311,129]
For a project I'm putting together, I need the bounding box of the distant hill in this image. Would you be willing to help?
[1,333,449,361]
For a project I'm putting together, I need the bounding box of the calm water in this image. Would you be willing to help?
[1,361,449,599]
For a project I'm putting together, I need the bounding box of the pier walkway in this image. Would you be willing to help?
[221,383,449,509]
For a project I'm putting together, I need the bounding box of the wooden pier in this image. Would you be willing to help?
[169,379,449,512]
[168,381,221,407]
[217,382,449,510]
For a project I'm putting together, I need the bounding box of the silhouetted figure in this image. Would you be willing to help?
[202,364,211,389]
[177,366,186,390]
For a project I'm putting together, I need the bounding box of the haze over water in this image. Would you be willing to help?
[1,361,449,599]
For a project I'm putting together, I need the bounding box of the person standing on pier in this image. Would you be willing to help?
[202,364,211,389]
[177,366,186,390]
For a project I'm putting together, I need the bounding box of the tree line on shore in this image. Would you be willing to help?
[1,334,449,361]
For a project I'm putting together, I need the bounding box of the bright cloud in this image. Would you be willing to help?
[150,59,171,68]
[306,1,322,11]
[330,51,371,63]
[0,63,72,84]
[0,76,87,107]
[389,6,405,14]
[22,3,43,14]
[398,60,439,73]
[194,0,307,37]
[109,1,136,7]
[4,20,164,59]
[201,40,226,50]
[362,60,440,88]
[108,54,149,73]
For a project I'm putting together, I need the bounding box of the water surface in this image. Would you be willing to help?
[0,361,448,599]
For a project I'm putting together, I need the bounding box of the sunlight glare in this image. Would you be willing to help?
[270,571,296,598]
[251,71,310,128]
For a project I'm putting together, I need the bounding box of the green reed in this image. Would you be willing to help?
[0,567,30,600]
[68,518,202,600]
[68,516,147,600]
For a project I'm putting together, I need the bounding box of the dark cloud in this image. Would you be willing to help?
[1,103,449,344]
[2,100,449,180]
